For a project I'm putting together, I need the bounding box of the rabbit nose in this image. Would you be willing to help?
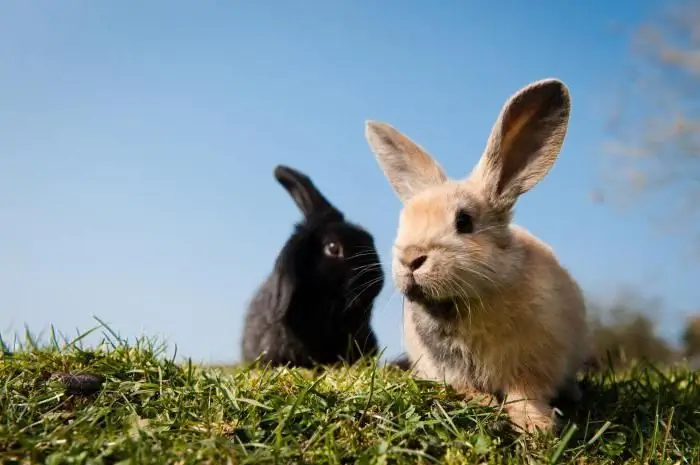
[407,255,427,271]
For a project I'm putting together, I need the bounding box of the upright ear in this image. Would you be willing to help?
[470,79,571,212]
[274,165,339,218]
[365,121,448,203]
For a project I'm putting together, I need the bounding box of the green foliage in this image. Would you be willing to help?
[1,331,698,464]
[584,291,696,369]
[588,312,676,369]
[682,315,700,359]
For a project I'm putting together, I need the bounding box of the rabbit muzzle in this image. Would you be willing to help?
[393,246,439,294]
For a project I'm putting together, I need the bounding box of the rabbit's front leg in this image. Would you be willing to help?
[503,388,556,434]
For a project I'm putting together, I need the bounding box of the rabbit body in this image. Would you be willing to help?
[401,222,587,431]
[242,269,380,367]
[365,79,589,433]
[241,166,384,368]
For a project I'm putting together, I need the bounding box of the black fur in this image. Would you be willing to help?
[241,165,384,368]
[389,353,413,371]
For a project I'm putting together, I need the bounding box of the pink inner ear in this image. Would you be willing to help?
[491,84,569,199]
[368,122,448,202]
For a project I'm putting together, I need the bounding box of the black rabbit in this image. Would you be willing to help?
[241,165,384,368]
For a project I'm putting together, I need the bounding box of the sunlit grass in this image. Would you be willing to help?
[1,323,698,464]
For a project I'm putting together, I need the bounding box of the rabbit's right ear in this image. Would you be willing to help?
[274,165,339,218]
[470,79,571,213]
[365,121,448,203]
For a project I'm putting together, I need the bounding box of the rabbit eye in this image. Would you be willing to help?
[455,210,473,234]
[323,241,343,258]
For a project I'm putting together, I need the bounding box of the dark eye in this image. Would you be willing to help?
[323,241,343,258]
[455,210,473,234]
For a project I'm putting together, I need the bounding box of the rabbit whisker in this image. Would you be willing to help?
[459,273,489,309]
[349,250,380,259]
[445,275,471,327]
[376,286,401,323]
[344,284,382,314]
[474,225,502,235]
[347,264,382,287]
[462,258,498,288]
[451,274,487,324]
[465,260,505,304]
[348,277,381,305]
[350,263,382,273]
[344,277,385,311]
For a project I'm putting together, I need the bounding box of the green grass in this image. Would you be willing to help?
[1,330,698,464]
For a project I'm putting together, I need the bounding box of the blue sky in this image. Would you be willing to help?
[1,0,695,363]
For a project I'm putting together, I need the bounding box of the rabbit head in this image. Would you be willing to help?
[364,79,570,313]
[273,165,384,311]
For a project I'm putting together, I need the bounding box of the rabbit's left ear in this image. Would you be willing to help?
[274,165,339,218]
[469,79,571,212]
[365,121,448,203]
[270,268,297,318]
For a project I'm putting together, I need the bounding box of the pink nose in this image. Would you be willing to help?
[399,251,428,271]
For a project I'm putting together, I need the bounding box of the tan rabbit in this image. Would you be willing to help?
[364,78,589,434]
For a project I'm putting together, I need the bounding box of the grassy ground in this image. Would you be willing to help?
[1,332,698,464]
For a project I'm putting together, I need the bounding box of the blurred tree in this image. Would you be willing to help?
[601,0,700,256]
[587,290,677,369]
[681,314,700,358]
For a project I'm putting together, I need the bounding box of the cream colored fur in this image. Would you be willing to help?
[365,79,589,434]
